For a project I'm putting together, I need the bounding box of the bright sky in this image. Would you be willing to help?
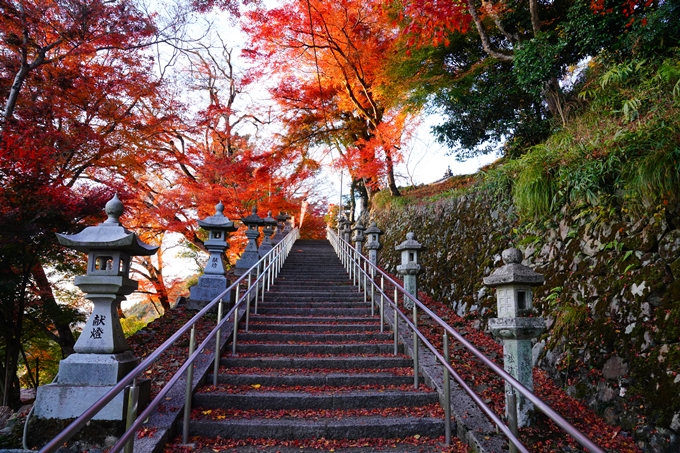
[150,1,503,206]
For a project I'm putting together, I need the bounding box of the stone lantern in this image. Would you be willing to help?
[34,194,157,420]
[336,211,345,235]
[235,206,264,275]
[364,222,383,267]
[351,220,366,255]
[340,214,352,243]
[396,232,424,310]
[259,210,278,257]
[271,211,287,245]
[188,201,237,309]
[484,248,545,428]
[281,211,292,234]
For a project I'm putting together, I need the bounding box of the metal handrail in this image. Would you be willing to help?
[40,228,300,453]
[327,227,605,453]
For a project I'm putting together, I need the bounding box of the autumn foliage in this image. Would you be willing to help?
[243,0,420,210]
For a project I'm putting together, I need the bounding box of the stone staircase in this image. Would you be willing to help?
[177,240,453,451]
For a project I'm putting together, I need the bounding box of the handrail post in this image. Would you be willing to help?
[393,288,399,356]
[260,264,266,302]
[254,265,260,313]
[508,391,519,453]
[353,249,357,286]
[370,266,375,316]
[182,325,196,444]
[232,284,240,356]
[380,275,384,332]
[245,273,252,332]
[267,256,273,291]
[124,380,139,453]
[363,262,368,304]
[213,298,223,386]
[232,306,239,356]
[413,304,419,389]
[443,333,451,446]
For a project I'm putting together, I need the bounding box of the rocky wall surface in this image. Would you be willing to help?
[372,192,680,453]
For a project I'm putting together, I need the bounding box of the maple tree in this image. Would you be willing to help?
[387,0,668,157]
[0,0,185,409]
[243,0,419,210]
[121,36,320,286]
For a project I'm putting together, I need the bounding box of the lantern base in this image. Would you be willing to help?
[56,351,138,385]
[234,251,260,276]
[188,275,232,310]
[34,352,149,421]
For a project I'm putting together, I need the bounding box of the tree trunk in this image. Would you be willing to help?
[354,179,369,218]
[2,336,22,409]
[32,263,76,358]
[384,148,401,197]
[542,77,566,126]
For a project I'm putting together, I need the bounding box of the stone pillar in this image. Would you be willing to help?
[34,194,157,420]
[484,248,545,428]
[259,211,278,257]
[336,212,345,235]
[188,201,237,310]
[351,220,366,255]
[235,206,264,275]
[340,215,352,243]
[271,211,287,245]
[364,222,383,267]
[282,212,292,234]
[396,232,424,310]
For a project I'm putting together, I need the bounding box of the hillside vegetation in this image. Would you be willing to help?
[371,48,680,452]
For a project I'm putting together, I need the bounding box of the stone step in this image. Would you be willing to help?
[177,239,456,453]
[193,389,438,410]
[255,301,369,309]
[247,315,377,324]
[189,416,445,440]
[190,446,449,453]
[234,342,401,355]
[221,356,413,370]
[255,307,372,316]
[276,273,350,280]
[238,332,392,342]
[264,293,365,301]
[245,323,383,332]
[271,280,354,287]
[209,372,415,387]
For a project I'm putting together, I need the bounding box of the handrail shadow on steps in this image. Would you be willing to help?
[326,227,605,453]
[39,228,300,453]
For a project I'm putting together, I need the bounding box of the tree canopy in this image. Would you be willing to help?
[1,0,678,411]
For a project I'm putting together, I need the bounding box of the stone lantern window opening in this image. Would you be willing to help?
[213,231,222,239]
[94,255,112,271]
[89,251,130,277]
[517,290,527,311]
[409,252,414,262]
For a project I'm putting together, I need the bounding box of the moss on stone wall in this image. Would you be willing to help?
[372,190,680,452]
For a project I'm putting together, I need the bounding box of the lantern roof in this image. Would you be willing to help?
[197,201,237,231]
[483,248,544,287]
[263,210,278,226]
[351,220,366,232]
[242,206,265,226]
[395,232,424,251]
[365,222,383,235]
[56,194,158,256]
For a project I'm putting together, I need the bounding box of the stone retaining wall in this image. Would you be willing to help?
[373,192,680,453]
